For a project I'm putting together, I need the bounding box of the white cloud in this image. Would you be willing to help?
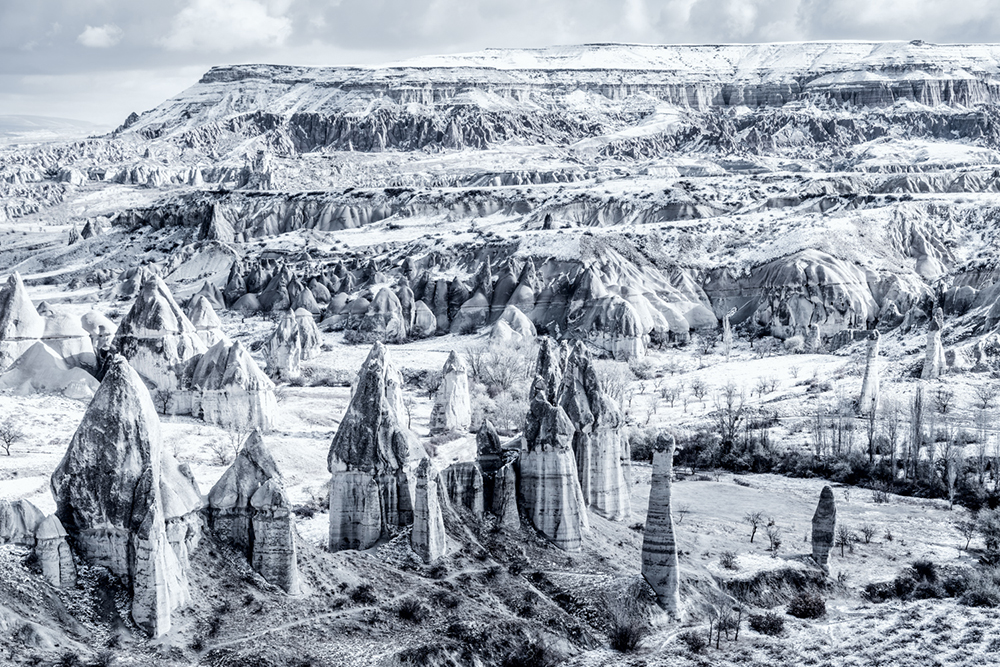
[161,0,293,52]
[76,24,124,48]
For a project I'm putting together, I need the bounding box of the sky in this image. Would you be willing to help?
[2,0,999,127]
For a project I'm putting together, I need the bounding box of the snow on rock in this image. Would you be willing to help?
[0,342,99,400]
[0,272,45,372]
[327,342,427,551]
[429,350,471,434]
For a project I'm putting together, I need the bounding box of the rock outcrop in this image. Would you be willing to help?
[411,301,437,338]
[296,308,322,360]
[641,440,680,616]
[0,499,45,546]
[35,515,76,587]
[0,341,99,399]
[265,311,303,381]
[50,355,202,637]
[441,463,484,518]
[39,307,96,370]
[811,485,836,571]
[519,341,589,550]
[112,275,206,392]
[186,295,228,347]
[206,432,299,592]
[858,331,880,415]
[429,351,472,434]
[191,340,277,432]
[360,288,407,344]
[250,479,301,594]
[475,420,520,529]
[411,459,447,562]
[922,307,945,380]
[328,342,427,551]
[557,342,630,521]
[0,272,45,372]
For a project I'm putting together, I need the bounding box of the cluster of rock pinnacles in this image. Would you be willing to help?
[2,308,843,636]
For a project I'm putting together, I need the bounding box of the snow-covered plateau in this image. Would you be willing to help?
[2,41,1000,666]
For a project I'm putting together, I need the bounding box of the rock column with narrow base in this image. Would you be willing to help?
[858,331,880,415]
[429,351,472,434]
[250,479,301,594]
[641,441,680,617]
[35,515,76,587]
[411,459,446,562]
[558,341,630,521]
[922,307,945,380]
[811,485,836,571]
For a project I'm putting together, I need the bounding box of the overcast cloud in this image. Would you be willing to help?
[1,0,999,126]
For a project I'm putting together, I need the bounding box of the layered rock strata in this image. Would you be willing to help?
[35,514,76,587]
[250,479,301,594]
[191,340,277,432]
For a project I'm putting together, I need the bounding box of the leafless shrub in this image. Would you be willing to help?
[0,418,24,456]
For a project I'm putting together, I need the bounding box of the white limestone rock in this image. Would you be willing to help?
[39,307,96,370]
[429,350,472,434]
[81,311,116,352]
[112,275,206,391]
[411,300,437,338]
[641,442,680,616]
[296,308,322,360]
[557,341,630,521]
[191,340,276,432]
[0,272,45,372]
[360,288,407,344]
[499,304,536,339]
[922,307,945,380]
[328,342,427,551]
[411,459,447,562]
[35,515,76,587]
[564,268,645,360]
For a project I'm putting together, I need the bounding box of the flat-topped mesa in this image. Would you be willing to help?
[811,485,837,572]
[557,341,630,521]
[858,331,881,415]
[429,351,472,434]
[112,275,206,392]
[191,340,277,432]
[186,294,228,348]
[207,431,299,593]
[328,342,428,551]
[922,307,946,380]
[411,459,447,562]
[0,272,45,372]
[50,355,202,637]
[265,311,303,381]
[641,439,680,616]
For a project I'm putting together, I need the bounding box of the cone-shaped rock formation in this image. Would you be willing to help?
[0,272,45,372]
[811,485,837,571]
[328,342,427,551]
[429,351,472,434]
[186,295,228,348]
[411,459,447,562]
[557,342,630,521]
[192,340,276,432]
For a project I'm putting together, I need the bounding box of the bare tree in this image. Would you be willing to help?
[835,525,854,557]
[690,379,708,406]
[882,399,901,488]
[0,419,24,456]
[765,523,783,556]
[974,384,1000,411]
[859,523,876,544]
[714,383,746,452]
[908,387,925,481]
[933,388,954,415]
[743,510,764,543]
[153,389,172,415]
[675,504,691,524]
[657,381,680,408]
[957,519,977,550]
